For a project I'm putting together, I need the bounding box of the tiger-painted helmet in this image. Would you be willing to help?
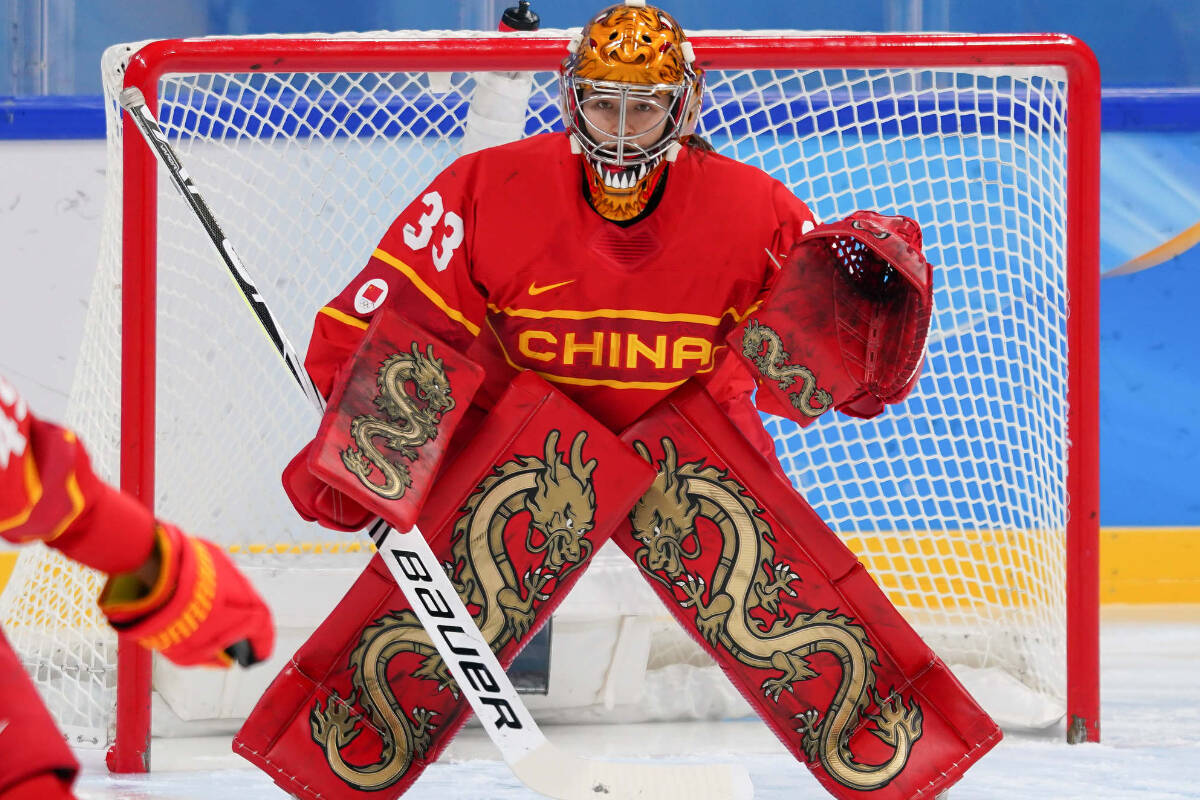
[560,1,705,221]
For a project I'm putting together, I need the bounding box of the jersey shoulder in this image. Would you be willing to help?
[453,132,574,179]
[679,144,814,221]
[414,133,573,200]
[453,133,583,219]
[679,144,777,184]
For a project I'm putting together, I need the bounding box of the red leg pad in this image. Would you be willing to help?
[617,381,1001,800]
[235,371,654,799]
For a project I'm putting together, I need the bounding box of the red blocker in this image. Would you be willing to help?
[235,371,654,800]
[617,382,1000,800]
[308,307,485,531]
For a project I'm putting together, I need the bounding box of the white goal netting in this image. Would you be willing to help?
[0,29,1090,752]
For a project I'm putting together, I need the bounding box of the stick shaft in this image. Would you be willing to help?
[119,89,323,414]
[119,85,545,757]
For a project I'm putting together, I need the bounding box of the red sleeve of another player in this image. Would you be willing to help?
[305,160,488,398]
[0,375,93,549]
[0,376,38,539]
[0,376,155,574]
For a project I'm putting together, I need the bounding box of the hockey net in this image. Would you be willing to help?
[0,29,1099,764]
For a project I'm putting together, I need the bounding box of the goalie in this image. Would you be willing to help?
[0,374,274,800]
[236,3,1000,799]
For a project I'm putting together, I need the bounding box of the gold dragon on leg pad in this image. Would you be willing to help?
[629,437,923,791]
[311,430,599,790]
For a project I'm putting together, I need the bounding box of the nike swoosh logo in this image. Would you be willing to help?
[527,279,576,296]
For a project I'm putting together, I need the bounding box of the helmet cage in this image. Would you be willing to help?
[560,74,697,167]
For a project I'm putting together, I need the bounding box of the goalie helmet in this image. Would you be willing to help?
[560,1,704,221]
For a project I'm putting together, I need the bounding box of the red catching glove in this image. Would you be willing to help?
[730,210,933,425]
[99,520,275,668]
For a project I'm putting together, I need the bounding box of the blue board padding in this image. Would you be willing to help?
[3,87,1197,140]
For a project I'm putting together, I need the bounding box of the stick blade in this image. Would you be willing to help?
[511,742,754,800]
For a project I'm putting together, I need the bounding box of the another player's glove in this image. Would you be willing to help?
[1,378,274,668]
[730,210,933,425]
[99,520,274,668]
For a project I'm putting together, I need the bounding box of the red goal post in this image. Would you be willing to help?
[0,30,1099,773]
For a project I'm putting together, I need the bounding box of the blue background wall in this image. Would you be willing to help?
[1100,257,1199,525]
[0,1,1197,527]
[3,1,1200,94]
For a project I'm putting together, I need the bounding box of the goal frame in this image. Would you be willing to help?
[110,32,1100,772]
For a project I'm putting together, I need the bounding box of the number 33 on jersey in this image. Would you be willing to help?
[402,190,464,272]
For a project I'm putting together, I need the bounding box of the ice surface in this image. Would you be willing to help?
[73,614,1200,799]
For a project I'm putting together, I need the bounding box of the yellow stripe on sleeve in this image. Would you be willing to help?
[317,306,369,330]
[42,470,87,542]
[0,451,43,534]
[41,430,87,542]
[373,248,481,337]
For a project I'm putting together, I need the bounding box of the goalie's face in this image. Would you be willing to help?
[566,80,682,221]
[560,2,703,221]
[578,83,673,157]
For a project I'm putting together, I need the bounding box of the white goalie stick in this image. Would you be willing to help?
[119,86,753,800]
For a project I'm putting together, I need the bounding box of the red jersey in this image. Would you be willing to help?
[307,133,815,431]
